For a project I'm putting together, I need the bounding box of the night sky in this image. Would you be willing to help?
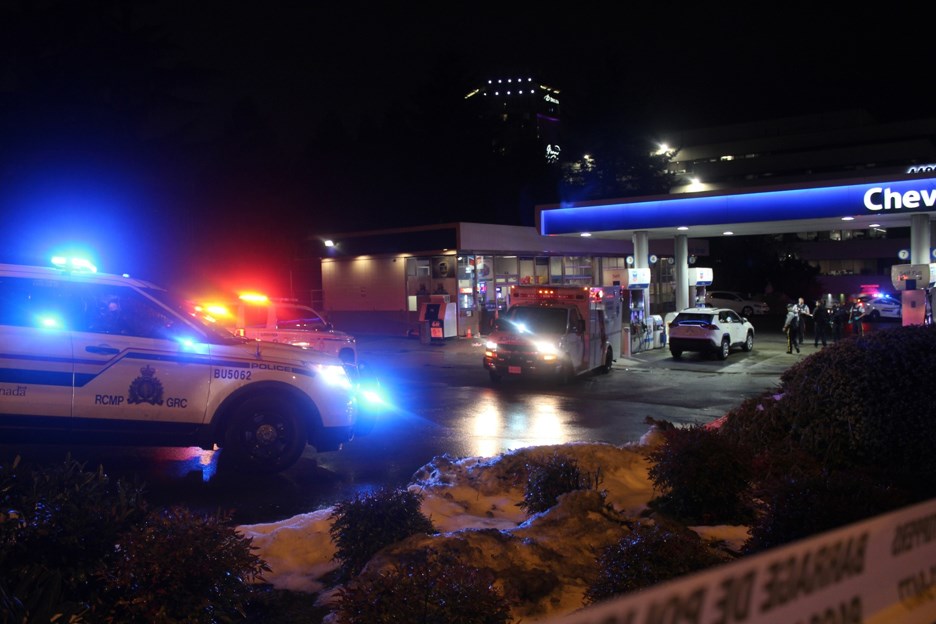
[0,2,928,295]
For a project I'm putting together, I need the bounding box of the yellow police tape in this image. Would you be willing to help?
[544,498,936,624]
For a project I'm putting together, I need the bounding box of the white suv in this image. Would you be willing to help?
[668,307,755,360]
[0,262,362,473]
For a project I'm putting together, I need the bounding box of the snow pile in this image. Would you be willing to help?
[237,432,750,622]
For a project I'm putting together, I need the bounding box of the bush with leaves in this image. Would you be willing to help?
[336,547,513,624]
[520,452,598,514]
[646,423,754,525]
[96,505,269,623]
[758,325,936,488]
[584,520,728,604]
[0,454,148,620]
[329,487,436,578]
[717,390,794,456]
[714,326,936,549]
[744,464,912,554]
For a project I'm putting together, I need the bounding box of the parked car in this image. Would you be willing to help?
[668,307,755,360]
[704,291,770,316]
[855,293,902,320]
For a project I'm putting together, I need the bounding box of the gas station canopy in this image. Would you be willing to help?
[537,174,936,240]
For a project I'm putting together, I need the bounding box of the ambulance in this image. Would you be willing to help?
[0,260,363,473]
[482,285,623,383]
[194,293,357,364]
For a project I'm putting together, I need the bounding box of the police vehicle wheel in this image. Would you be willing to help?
[742,331,754,352]
[488,370,502,384]
[670,349,682,359]
[224,395,307,473]
[718,337,730,360]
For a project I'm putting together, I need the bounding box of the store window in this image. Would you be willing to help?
[549,257,563,283]
[432,255,456,295]
[563,256,593,283]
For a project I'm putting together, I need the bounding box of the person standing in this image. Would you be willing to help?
[783,304,800,353]
[849,297,866,336]
[813,299,829,347]
[831,302,847,341]
[792,297,811,348]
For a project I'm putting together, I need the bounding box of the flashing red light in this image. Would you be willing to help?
[238,292,269,303]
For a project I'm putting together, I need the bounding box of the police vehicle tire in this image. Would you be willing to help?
[718,337,730,360]
[488,370,502,384]
[224,394,307,473]
[670,349,682,359]
[742,331,754,352]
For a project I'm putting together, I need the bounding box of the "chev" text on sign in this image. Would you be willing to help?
[864,187,936,211]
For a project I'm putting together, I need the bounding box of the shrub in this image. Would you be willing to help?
[584,521,727,604]
[1,455,269,623]
[744,466,912,554]
[646,423,754,525]
[718,390,795,455]
[0,566,89,624]
[335,548,513,624]
[520,452,597,514]
[0,454,148,618]
[96,505,269,623]
[329,487,435,578]
[774,325,936,488]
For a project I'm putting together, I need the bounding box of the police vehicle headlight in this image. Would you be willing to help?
[484,340,498,351]
[316,364,353,390]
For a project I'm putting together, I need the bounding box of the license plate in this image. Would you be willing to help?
[508,366,522,375]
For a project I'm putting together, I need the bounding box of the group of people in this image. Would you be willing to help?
[782,296,867,353]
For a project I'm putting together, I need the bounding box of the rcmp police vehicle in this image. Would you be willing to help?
[0,260,363,473]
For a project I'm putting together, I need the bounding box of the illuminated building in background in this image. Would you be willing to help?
[464,77,561,163]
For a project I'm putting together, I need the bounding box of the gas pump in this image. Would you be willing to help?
[621,268,651,355]
[661,267,715,344]
[688,267,714,307]
[891,263,935,326]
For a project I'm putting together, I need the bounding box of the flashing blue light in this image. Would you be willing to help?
[36,314,64,329]
[175,336,209,355]
[51,256,98,273]
[360,388,386,406]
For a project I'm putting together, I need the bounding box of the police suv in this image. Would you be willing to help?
[0,261,362,473]
[194,294,357,364]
